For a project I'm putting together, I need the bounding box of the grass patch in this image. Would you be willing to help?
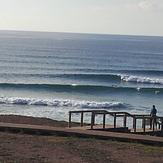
[64,137,122,163]
[47,137,69,143]
[64,137,163,159]
[112,140,163,157]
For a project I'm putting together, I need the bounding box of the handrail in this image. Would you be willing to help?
[68,110,163,135]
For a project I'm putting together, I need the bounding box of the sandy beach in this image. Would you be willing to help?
[0,115,163,163]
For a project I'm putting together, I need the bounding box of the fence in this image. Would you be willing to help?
[68,110,163,134]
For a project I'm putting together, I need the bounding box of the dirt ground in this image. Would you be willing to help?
[0,115,163,163]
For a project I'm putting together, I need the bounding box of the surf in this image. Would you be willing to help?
[0,96,124,109]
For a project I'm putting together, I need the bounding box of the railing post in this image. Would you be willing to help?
[114,114,116,128]
[152,117,157,132]
[161,118,163,136]
[133,117,136,132]
[81,112,83,127]
[68,112,71,128]
[123,114,127,127]
[158,118,161,129]
[142,118,145,133]
[152,118,155,131]
[103,113,106,129]
[91,113,95,130]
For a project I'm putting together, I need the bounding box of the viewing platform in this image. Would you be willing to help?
[68,110,163,137]
[0,110,163,146]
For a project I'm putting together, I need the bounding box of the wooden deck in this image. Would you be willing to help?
[0,110,163,146]
[70,124,162,136]
[68,110,163,136]
[0,122,163,146]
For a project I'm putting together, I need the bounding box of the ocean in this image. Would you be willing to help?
[0,30,163,127]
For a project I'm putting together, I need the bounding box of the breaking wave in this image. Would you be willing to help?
[120,75,163,85]
[0,96,124,109]
[0,71,163,86]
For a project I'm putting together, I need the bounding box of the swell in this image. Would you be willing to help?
[0,73,121,81]
[119,70,163,76]
[0,83,162,94]
[1,72,163,84]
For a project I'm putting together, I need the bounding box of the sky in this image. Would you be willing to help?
[0,0,163,36]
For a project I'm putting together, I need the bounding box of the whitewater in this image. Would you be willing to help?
[0,30,163,126]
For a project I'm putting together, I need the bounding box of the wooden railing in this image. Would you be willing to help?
[68,110,163,134]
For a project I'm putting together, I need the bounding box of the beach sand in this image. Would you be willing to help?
[0,115,163,163]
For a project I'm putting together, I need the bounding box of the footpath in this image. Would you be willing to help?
[0,122,163,146]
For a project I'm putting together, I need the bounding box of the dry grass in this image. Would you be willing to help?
[0,115,163,163]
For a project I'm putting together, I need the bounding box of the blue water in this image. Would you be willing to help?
[0,30,163,125]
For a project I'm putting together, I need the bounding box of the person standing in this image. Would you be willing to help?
[150,105,157,129]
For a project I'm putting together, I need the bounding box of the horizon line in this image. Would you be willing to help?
[0,29,163,38]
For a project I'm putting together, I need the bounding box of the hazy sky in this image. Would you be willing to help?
[0,0,163,36]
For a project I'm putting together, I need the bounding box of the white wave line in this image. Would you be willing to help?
[0,96,123,109]
[120,75,163,85]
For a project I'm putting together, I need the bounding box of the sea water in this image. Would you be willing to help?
[0,30,163,127]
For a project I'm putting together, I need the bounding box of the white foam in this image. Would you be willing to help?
[0,96,123,109]
[0,96,152,128]
[120,75,163,85]
[71,84,77,86]
[137,87,141,91]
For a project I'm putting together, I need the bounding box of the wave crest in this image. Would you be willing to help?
[120,75,163,85]
[0,96,123,109]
